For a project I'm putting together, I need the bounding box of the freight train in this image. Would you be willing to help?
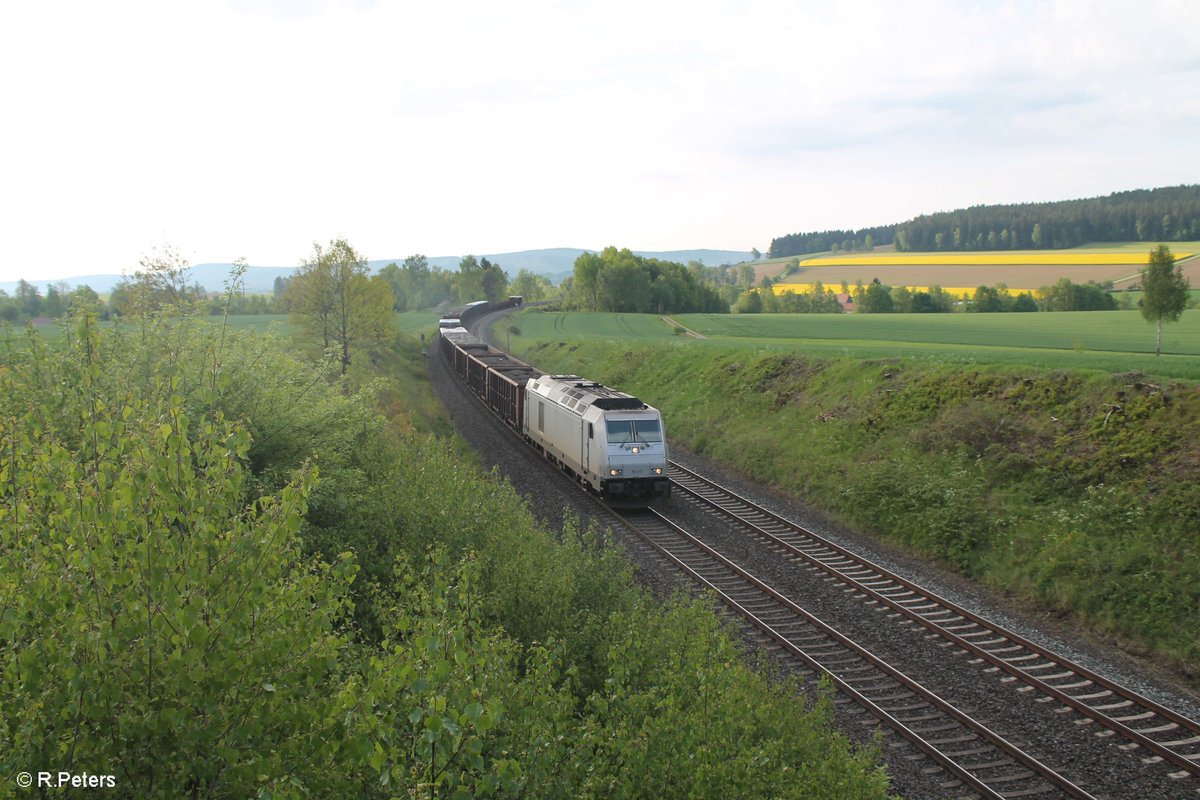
[438,301,671,505]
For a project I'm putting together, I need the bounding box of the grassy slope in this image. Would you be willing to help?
[504,309,1200,676]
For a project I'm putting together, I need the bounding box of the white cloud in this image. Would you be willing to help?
[1,0,1197,282]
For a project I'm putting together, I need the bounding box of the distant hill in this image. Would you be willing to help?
[1,248,752,295]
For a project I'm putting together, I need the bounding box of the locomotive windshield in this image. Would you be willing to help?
[633,419,662,442]
[606,418,663,444]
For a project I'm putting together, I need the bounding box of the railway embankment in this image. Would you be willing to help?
[519,338,1200,683]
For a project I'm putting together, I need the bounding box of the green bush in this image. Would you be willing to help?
[1,306,895,798]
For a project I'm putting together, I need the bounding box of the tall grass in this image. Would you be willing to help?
[509,323,1200,676]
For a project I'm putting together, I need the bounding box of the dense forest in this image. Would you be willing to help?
[766,226,897,259]
[769,185,1200,257]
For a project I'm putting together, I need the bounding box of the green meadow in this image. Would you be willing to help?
[503,308,1200,381]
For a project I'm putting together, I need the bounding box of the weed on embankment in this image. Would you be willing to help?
[521,339,1200,677]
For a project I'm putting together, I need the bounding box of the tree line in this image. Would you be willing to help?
[767,226,896,259]
[2,249,560,326]
[370,254,554,312]
[563,247,730,313]
[769,184,1200,257]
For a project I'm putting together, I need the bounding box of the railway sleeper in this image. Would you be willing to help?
[981,770,1039,785]
[957,630,1000,641]
[897,600,942,612]
[1000,652,1044,664]
[829,663,885,676]
[786,636,834,649]
[877,588,917,599]
[960,758,1017,772]
[943,745,999,759]
[926,733,982,747]
[893,711,945,724]
[907,720,963,735]
[942,621,983,632]
[1029,669,1075,680]
[1130,722,1182,734]
[1110,710,1159,722]
[1086,699,1133,711]
[841,677,901,690]
[1160,735,1200,746]
[739,599,786,611]
[974,636,1013,647]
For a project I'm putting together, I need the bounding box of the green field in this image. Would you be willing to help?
[504,310,685,342]
[395,309,443,334]
[26,311,440,340]
[503,308,1200,381]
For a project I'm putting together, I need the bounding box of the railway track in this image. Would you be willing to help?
[444,326,1200,796]
[613,507,1096,799]
[665,460,1200,788]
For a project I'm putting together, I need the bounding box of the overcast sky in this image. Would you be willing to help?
[2,0,1197,283]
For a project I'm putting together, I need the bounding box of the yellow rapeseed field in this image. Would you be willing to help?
[796,252,1194,268]
[773,284,984,297]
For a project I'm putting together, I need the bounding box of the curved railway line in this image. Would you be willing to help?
[611,507,1094,799]
[664,461,1200,784]
[444,310,1200,798]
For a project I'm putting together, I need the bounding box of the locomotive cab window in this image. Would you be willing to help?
[607,419,661,444]
[634,418,662,442]
[606,420,633,444]
[588,423,594,439]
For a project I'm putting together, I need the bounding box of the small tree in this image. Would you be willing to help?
[288,238,396,377]
[858,280,894,313]
[1140,245,1189,356]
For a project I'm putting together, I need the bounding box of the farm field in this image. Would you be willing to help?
[507,310,686,342]
[769,242,1200,293]
[24,311,441,341]
[506,308,1200,381]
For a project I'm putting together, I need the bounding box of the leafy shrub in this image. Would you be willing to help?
[0,306,895,797]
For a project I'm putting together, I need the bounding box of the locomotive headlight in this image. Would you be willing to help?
[653,467,663,475]
[609,468,622,476]
[632,446,640,454]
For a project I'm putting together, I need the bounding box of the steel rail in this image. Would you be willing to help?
[667,459,1200,780]
[614,507,1097,800]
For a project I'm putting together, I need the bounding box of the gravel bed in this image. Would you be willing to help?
[667,447,1200,721]
[659,487,1198,799]
[431,340,962,798]
[431,323,1200,799]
